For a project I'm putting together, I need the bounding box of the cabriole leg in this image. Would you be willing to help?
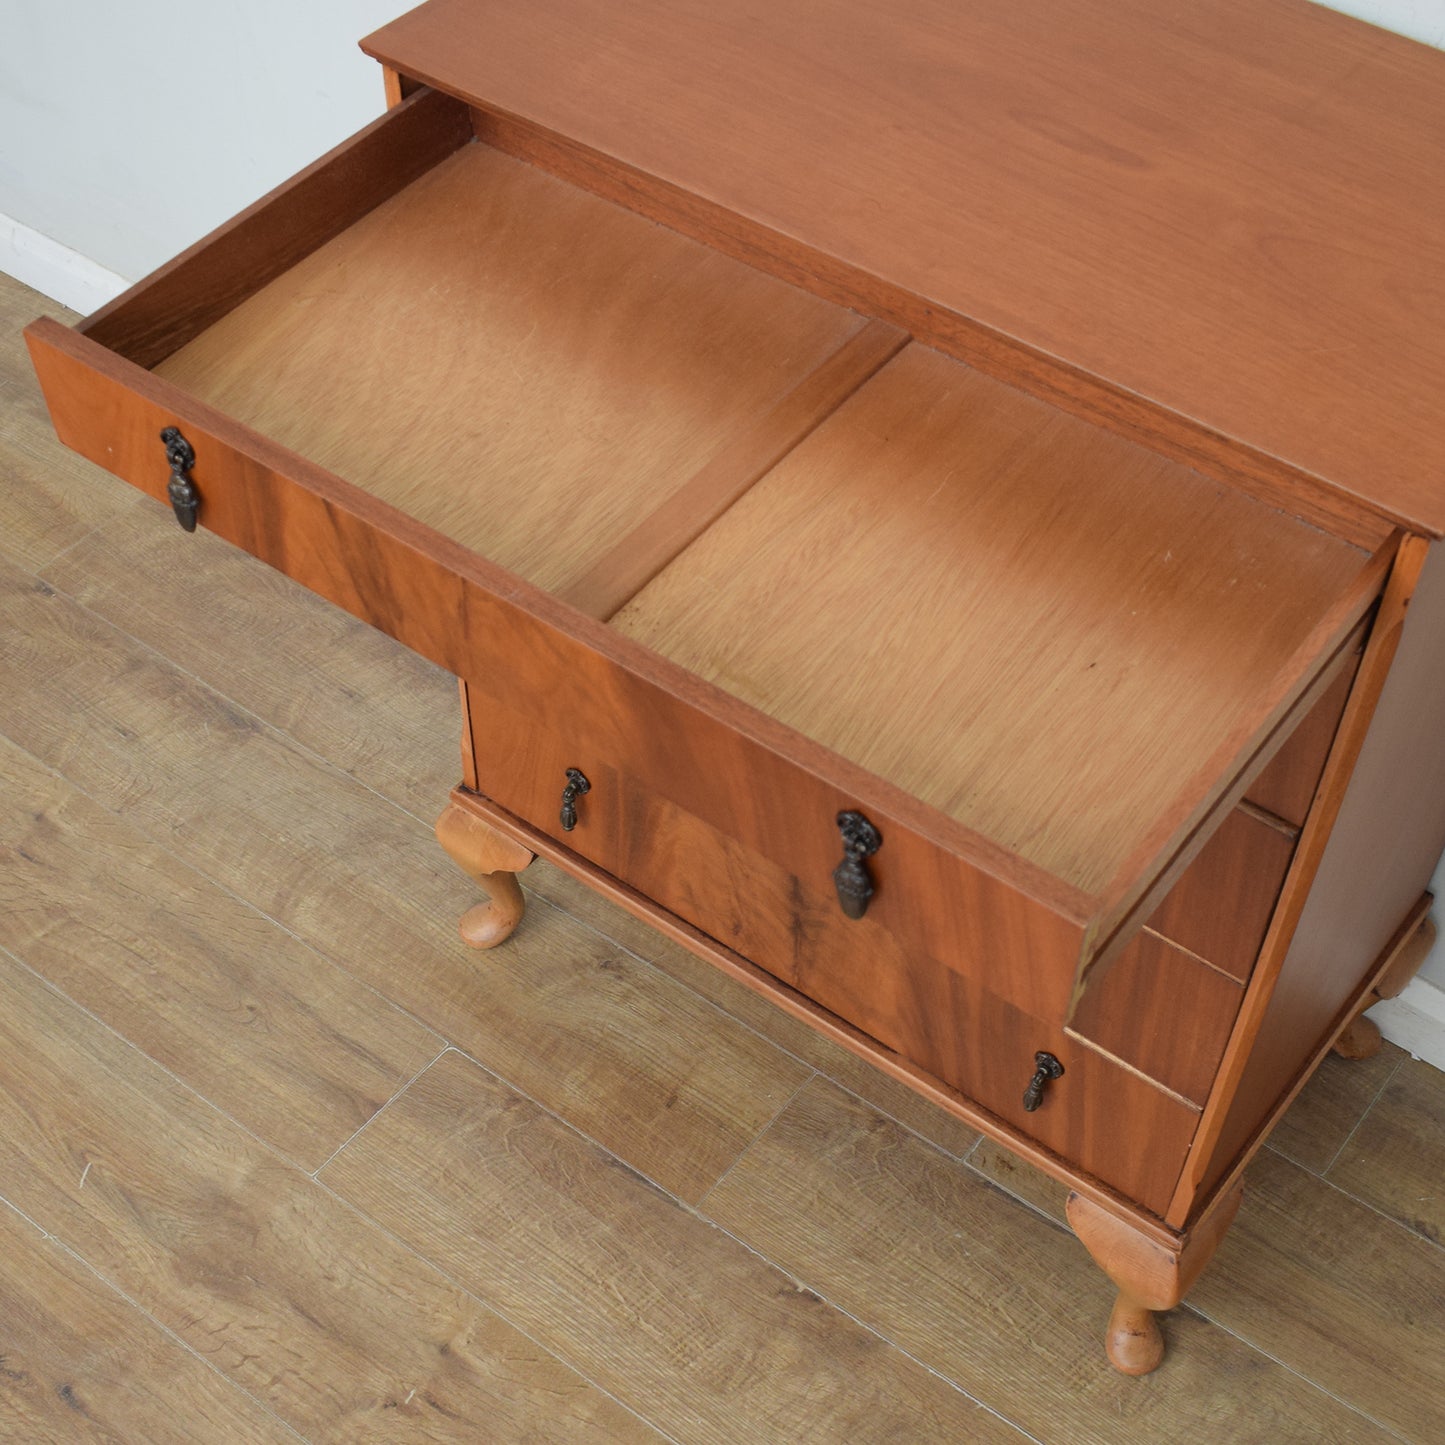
[435,791,535,948]
[1066,1184,1243,1375]
[1333,912,1435,1061]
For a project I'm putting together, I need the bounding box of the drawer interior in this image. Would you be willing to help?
[35,84,1392,997]
[149,136,876,601]
[610,344,1380,911]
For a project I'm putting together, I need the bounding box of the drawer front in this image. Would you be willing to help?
[465,693,1198,1214]
[1244,652,1358,828]
[1068,930,1243,1107]
[1144,805,1297,983]
[29,316,1091,1026]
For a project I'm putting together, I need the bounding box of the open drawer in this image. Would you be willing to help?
[26,86,1394,1032]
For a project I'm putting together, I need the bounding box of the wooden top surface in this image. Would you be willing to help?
[612,344,1370,897]
[364,0,1445,536]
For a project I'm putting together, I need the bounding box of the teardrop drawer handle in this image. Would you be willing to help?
[1022,1051,1065,1112]
[833,810,881,919]
[560,768,591,832]
[161,427,200,532]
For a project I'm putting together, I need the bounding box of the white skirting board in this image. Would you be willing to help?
[0,213,129,316]
[1372,976,1445,1073]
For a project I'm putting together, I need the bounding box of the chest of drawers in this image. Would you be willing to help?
[25,0,1445,1374]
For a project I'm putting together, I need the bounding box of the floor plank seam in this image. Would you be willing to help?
[693,1071,819,1210]
[301,1168,684,1445]
[526,881,982,1161]
[0,936,387,1182]
[1318,1057,1408,1179]
[957,1157,1070,1238]
[0,1188,312,1444]
[36,555,457,835]
[31,506,132,584]
[310,1043,453,1179]
[1176,1301,1415,1444]
[0,722,453,1081]
[322,1036,1048,1437]
[691,1209,1046,1445]
[1308,1163,1445,1257]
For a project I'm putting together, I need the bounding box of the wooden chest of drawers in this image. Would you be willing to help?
[25,0,1445,1374]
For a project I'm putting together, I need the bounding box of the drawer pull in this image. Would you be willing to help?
[560,767,591,831]
[161,427,200,532]
[833,810,882,919]
[1022,1051,1065,1112]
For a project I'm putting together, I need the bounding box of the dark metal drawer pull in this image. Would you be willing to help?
[1022,1051,1065,1112]
[161,427,199,532]
[560,768,590,831]
[833,810,881,919]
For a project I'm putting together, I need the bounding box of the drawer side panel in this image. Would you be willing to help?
[81,87,474,370]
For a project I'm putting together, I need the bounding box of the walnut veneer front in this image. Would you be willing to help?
[25,0,1445,1378]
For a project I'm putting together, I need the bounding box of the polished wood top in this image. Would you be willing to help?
[364,0,1445,536]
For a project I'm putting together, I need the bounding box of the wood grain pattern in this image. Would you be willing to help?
[29,459,992,1167]
[1144,806,1297,984]
[1245,653,1358,829]
[700,1078,1393,1441]
[1328,1057,1445,1247]
[81,87,474,369]
[445,786,1186,1239]
[0,553,813,1205]
[559,316,907,618]
[28,318,1106,1026]
[0,1201,294,1444]
[0,288,136,573]
[1067,931,1242,1106]
[0,733,442,1171]
[447,773,1198,1215]
[613,344,1372,898]
[0,958,664,1442]
[363,0,1445,537]
[458,686,1088,1025]
[41,501,459,823]
[517,855,985,1159]
[323,1050,1032,1444]
[154,142,865,600]
[1193,1148,1445,1444]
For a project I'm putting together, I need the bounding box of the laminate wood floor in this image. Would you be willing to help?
[2,272,1442,1442]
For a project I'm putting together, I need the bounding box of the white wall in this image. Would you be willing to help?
[0,0,407,303]
[1324,0,1445,45]
[2,0,1444,1043]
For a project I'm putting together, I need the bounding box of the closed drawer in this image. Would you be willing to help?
[1144,805,1297,984]
[1244,651,1360,829]
[464,694,1200,1216]
[27,84,1393,1040]
[1067,931,1243,1107]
